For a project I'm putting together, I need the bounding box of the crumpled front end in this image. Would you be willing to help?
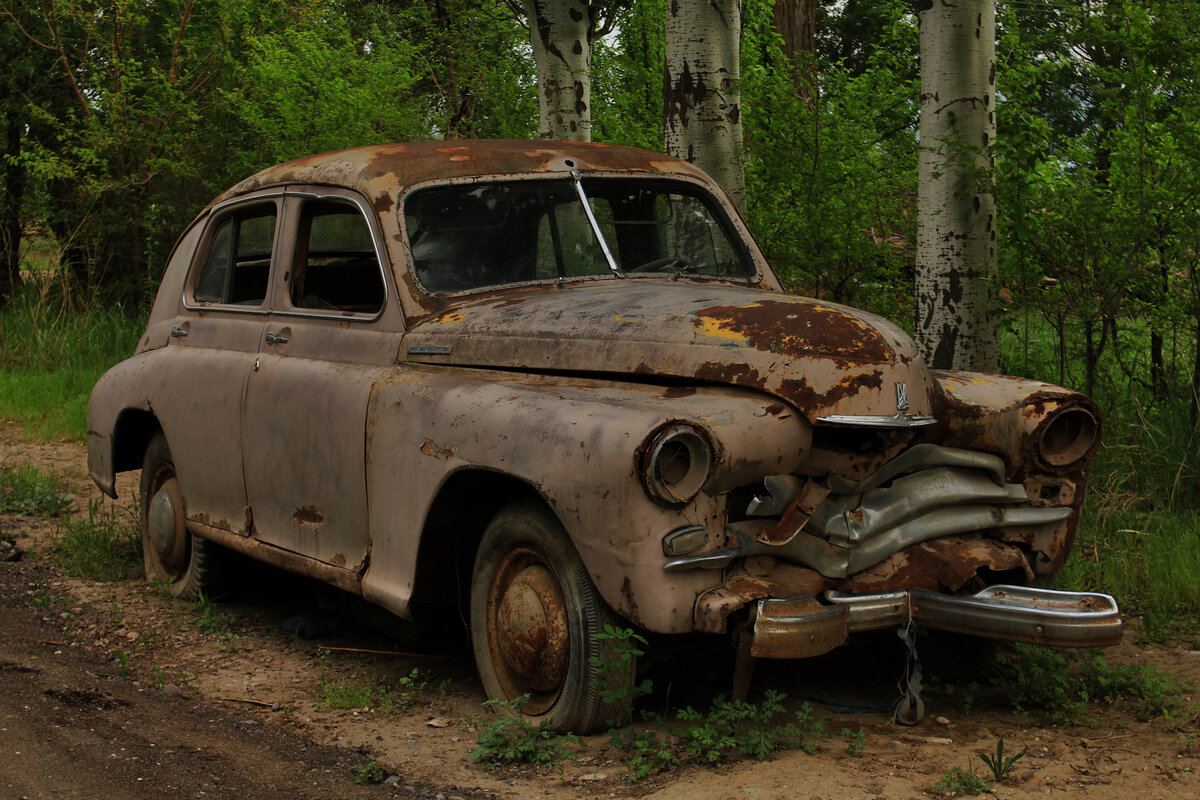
[665,370,1121,653]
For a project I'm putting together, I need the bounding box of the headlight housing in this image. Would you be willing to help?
[1036,406,1099,468]
[640,423,713,506]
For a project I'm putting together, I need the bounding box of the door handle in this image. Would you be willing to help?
[265,331,289,345]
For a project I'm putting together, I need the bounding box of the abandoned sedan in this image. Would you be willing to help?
[88,140,1121,733]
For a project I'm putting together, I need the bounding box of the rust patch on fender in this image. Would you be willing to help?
[420,438,456,461]
[293,506,325,526]
[692,300,893,363]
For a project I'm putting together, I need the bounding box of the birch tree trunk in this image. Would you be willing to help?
[524,0,594,141]
[915,0,998,372]
[664,0,745,210]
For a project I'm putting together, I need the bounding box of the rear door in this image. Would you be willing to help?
[157,196,281,534]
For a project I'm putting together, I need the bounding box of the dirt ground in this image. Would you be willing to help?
[3,420,1199,800]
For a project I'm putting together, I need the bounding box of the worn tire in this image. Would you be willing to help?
[469,501,634,734]
[140,432,220,601]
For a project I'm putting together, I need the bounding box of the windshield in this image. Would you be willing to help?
[404,178,755,293]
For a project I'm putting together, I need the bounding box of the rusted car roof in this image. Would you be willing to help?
[216,140,712,209]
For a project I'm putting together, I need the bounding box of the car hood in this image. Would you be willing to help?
[401,282,932,421]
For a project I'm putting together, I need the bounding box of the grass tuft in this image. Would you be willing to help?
[0,463,73,516]
[51,497,142,581]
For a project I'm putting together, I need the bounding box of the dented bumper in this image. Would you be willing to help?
[749,585,1123,659]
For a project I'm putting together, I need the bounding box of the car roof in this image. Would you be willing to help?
[214,140,713,210]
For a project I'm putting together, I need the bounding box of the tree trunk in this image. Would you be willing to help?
[1,90,23,304]
[664,0,745,210]
[773,0,816,106]
[914,0,999,372]
[525,0,594,141]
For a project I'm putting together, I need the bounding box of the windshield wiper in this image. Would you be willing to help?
[571,170,623,278]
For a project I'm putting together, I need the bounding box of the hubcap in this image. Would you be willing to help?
[488,550,569,711]
[147,476,187,573]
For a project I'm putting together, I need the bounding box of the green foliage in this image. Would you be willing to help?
[677,691,825,764]
[994,644,1193,724]
[934,761,990,796]
[0,285,144,439]
[317,664,425,714]
[192,590,238,643]
[51,497,141,581]
[590,625,651,725]
[608,713,680,780]
[977,738,1027,782]
[0,463,72,516]
[469,695,582,778]
[113,651,132,678]
[348,760,386,785]
[840,727,868,756]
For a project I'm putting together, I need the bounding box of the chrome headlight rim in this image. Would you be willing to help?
[640,423,713,506]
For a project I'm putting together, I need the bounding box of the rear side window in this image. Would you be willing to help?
[193,207,277,306]
[288,201,384,315]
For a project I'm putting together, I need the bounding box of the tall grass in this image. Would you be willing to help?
[0,284,145,440]
[1002,315,1200,637]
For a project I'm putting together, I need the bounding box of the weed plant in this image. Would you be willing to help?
[470,695,582,778]
[934,760,989,796]
[994,643,1193,724]
[51,497,141,580]
[0,463,73,516]
[978,738,1027,781]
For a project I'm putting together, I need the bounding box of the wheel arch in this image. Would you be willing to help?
[407,469,549,628]
[112,409,163,474]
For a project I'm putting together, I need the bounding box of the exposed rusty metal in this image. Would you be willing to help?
[484,545,569,714]
[754,477,830,545]
[751,596,849,659]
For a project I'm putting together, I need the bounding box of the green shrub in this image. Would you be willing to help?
[51,498,141,581]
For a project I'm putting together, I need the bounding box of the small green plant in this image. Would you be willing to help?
[676,692,824,764]
[978,738,1027,782]
[1079,654,1192,721]
[0,463,72,516]
[993,644,1086,724]
[113,651,132,677]
[469,695,582,779]
[393,667,427,708]
[841,726,868,756]
[934,760,990,796]
[318,671,395,712]
[192,590,238,642]
[348,761,386,785]
[609,712,680,780]
[590,625,652,726]
[51,498,141,581]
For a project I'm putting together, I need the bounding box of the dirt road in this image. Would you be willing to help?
[2,423,1199,799]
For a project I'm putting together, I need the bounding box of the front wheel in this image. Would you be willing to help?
[140,432,221,600]
[469,501,635,733]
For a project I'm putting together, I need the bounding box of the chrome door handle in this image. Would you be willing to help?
[170,326,188,338]
[265,332,289,345]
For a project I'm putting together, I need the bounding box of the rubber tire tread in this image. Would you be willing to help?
[470,500,634,734]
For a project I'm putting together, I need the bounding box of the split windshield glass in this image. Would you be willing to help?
[405,178,755,293]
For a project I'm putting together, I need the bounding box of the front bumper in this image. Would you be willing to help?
[750,584,1123,659]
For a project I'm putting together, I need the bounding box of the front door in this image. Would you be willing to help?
[242,190,403,571]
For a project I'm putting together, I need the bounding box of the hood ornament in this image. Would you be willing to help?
[896,381,910,412]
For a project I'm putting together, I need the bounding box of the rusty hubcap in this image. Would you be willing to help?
[488,550,569,711]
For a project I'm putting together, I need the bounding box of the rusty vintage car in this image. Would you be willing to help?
[88,140,1121,732]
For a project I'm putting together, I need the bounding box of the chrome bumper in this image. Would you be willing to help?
[750,585,1123,659]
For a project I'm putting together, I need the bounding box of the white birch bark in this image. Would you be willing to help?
[664,0,745,210]
[524,0,593,141]
[915,0,999,372]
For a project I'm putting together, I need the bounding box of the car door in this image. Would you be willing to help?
[241,188,404,571]
[155,196,281,535]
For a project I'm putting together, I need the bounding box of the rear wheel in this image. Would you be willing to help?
[469,501,634,733]
[140,432,220,600]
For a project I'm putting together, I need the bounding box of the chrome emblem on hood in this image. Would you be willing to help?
[896,382,910,412]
